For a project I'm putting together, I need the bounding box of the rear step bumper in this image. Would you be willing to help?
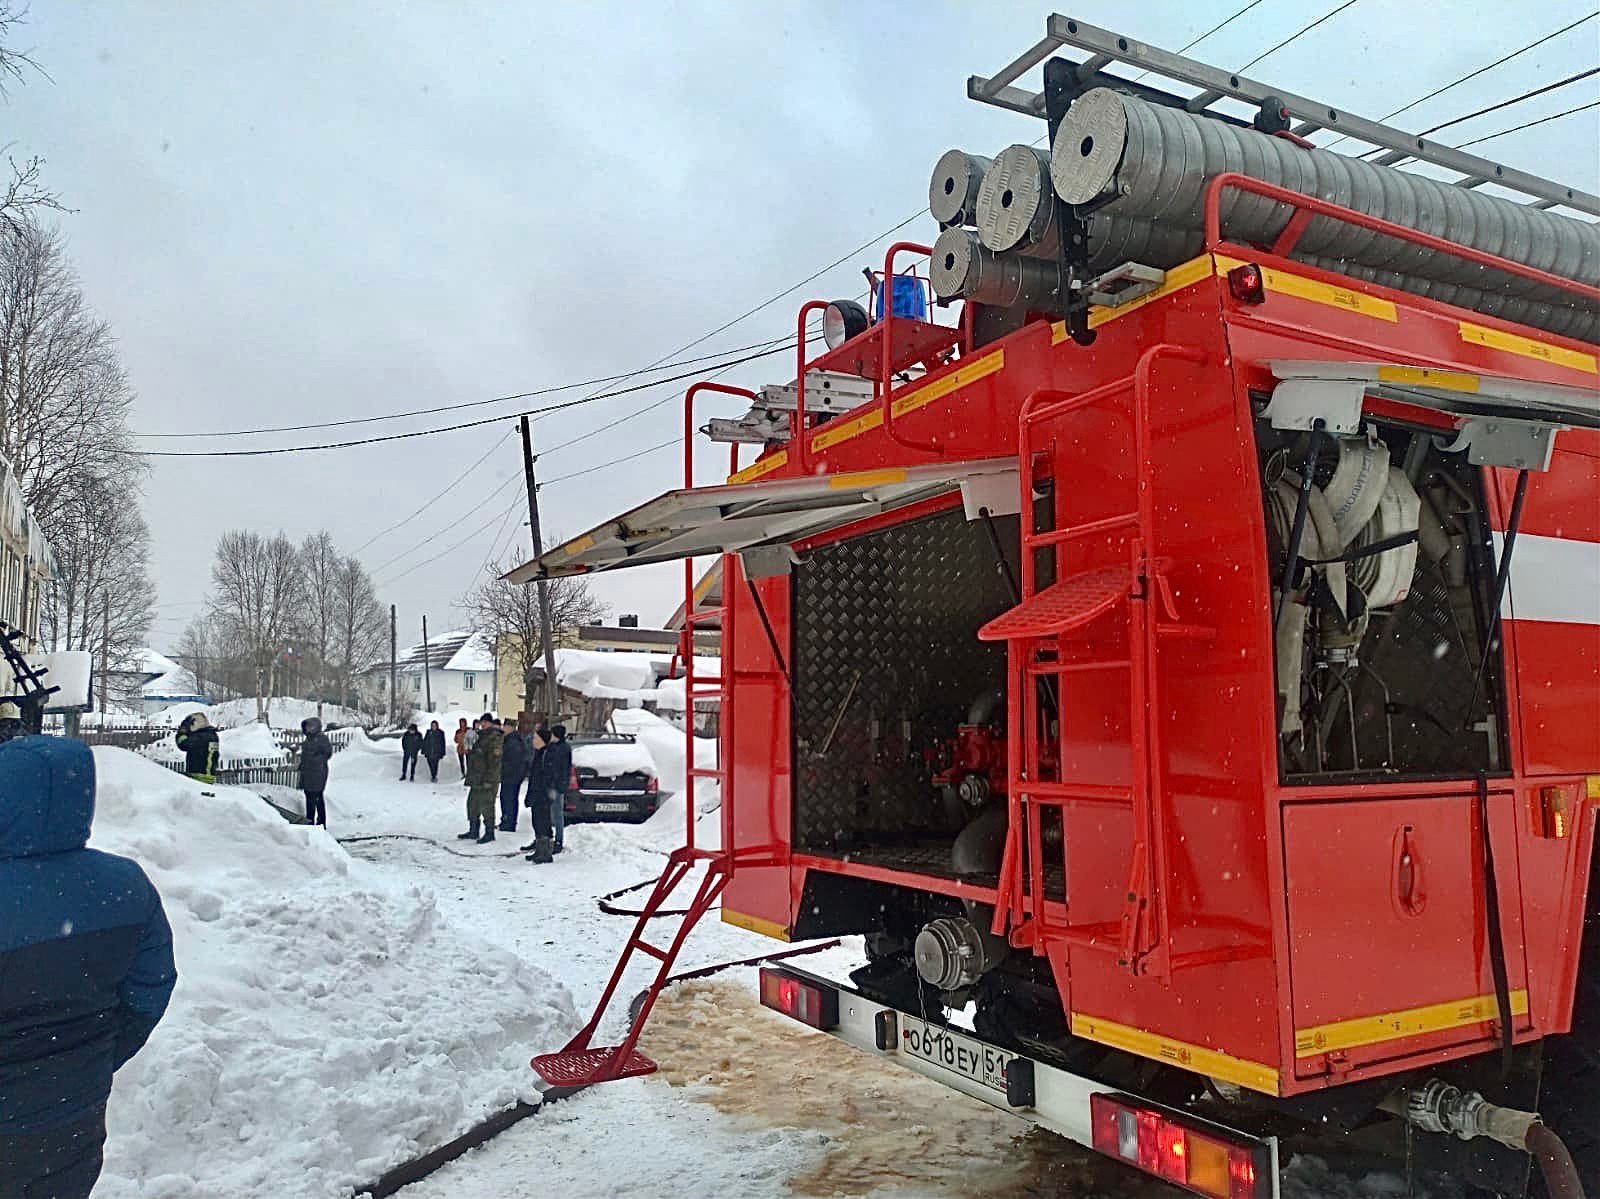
[761,964,1281,1199]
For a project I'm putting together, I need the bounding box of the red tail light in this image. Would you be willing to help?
[645,776,659,794]
[569,767,579,791]
[757,968,838,1030]
[1090,1094,1265,1198]
[1226,262,1266,304]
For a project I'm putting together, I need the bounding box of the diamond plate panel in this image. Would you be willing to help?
[793,508,1018,852]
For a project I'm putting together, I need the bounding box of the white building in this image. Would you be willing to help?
[363,629,497,718]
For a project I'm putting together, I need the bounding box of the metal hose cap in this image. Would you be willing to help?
[1051,88,1128,204]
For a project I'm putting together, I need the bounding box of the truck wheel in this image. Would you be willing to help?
[1535,850,1600,1196]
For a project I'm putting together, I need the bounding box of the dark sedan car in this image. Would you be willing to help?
[562,733,660,824]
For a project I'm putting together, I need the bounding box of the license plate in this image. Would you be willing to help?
[594,802,633,813]
[901,1018,1012,1093]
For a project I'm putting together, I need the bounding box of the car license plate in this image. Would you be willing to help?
[901,1018,1012,1093]
[594,801,633,813]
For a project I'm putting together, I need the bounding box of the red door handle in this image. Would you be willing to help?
[1392,825,1426,918]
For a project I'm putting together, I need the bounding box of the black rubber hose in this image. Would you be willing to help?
[1526,1122,1586,1199]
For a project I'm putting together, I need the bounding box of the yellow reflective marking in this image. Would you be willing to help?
[1459,321,1597,376]
[1214,254,1398,322]
[888,349,1006,418]
[810,407,883,452]
[1050,254,1218,337]
[721,909,790,942]
[560,534,595,558]
[1071,1011,1281,1096]
[829,468,906,490]
[1376,365,1482,393]
[727,450,789,484]
[1585,775,1600,803]
[805,350,1006,455]
[1295,989,1529,1059]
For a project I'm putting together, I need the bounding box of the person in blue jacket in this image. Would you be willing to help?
[0,736,176,1199]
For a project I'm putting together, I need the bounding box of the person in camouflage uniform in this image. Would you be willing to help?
[458,714,504,845]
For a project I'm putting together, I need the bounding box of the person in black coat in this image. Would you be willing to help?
[497,717,531,833]
[0,736,176,1199]
[298,717,333,826]
[420,720,447,782]
[174,712,220,782]
[399,724,423,781]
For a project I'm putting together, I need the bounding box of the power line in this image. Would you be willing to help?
[368,471,522,578]
[350,429,514,555]
[1238,0,1362,72]
[1131,0,1268,81]
[131,336,794,440]
[378,497,523,589]
[129,342,800,458]
[1413,67,1599,138]
[1325,11,1599,152]
[1455,99,1600,149]
[543,436,682,486]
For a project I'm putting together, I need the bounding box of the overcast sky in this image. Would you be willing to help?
[7,0,1597,654]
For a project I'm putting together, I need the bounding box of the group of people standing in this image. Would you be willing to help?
[455,713,571,864]
[397,721,449,781]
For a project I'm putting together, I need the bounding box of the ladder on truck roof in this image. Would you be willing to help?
[967,14,1599,217]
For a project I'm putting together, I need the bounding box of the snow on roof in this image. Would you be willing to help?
[376,629,493,675]
[143,663,202,698]
[443,632,495,674]
[139,647,182,676]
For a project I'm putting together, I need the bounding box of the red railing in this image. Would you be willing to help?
[878,241,944,455]
[1202,171,1600,308]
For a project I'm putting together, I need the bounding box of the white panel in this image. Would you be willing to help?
[1493,533,1600,626]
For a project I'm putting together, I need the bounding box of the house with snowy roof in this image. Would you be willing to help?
[362,628,497,717]
[99,647,207,717]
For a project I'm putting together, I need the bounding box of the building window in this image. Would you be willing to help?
[463,673,475,690]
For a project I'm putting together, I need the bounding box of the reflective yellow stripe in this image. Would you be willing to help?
[1376,365,1481,393]
[1054,254,1218,336]
[1459,321,1597,376]
[1295,989,1529,1059]
[829,468,906,489]
[728,450,789,484]
[721,909,790,942]
[560,534,595,558]
[1587,775,1600,803]
[811,407,883,452]
[888,349,1006,418]
[805,350,1006,455]
[1213,254,1397,322]
[1071,1011,1281,1096]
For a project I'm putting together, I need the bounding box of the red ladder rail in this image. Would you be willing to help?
[983,344,1207,980]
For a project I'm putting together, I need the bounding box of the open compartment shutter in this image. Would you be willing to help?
[504,458,1019,582]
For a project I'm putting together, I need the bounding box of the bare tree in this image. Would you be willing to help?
[173,615,221,701]
[39,474,155,703]
[296,530,341,699]
[329,555,387,709]
[208,530,303,721]
[0,223,140,531]
[0,8,66,246]
[459,546,607,712]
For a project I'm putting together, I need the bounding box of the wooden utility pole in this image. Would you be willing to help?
[389,604,398,728]
[98,602,108,716]
[421,615,433,713]
[520,415,560,720]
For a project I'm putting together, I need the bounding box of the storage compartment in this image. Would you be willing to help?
[1284,793,1530,1078]
[791,505,1018,871]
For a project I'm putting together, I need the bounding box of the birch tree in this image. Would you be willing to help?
[208,530,303,721]
[329,555,386,709]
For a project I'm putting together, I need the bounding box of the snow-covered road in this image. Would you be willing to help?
[322,727,1180,1199]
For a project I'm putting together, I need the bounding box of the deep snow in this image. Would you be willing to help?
[85,749,576,1199]
[85,714,1442,1198]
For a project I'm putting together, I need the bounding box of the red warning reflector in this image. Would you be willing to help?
[758,968,839,1031]
[1533,786,1572,839]
[1090,1093,1265,1198]
[1227,262,1266,304]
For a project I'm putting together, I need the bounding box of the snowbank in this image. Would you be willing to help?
[87,748,576,1198]
[148,697,366,730]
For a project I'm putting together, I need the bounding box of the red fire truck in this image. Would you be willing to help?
[514,17,1599,1197]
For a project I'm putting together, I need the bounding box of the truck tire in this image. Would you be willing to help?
[1534,847,1600,1196]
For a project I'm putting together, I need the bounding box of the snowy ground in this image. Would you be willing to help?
[86,715,1436,1198]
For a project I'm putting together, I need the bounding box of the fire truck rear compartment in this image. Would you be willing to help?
[791,505,1019,874]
